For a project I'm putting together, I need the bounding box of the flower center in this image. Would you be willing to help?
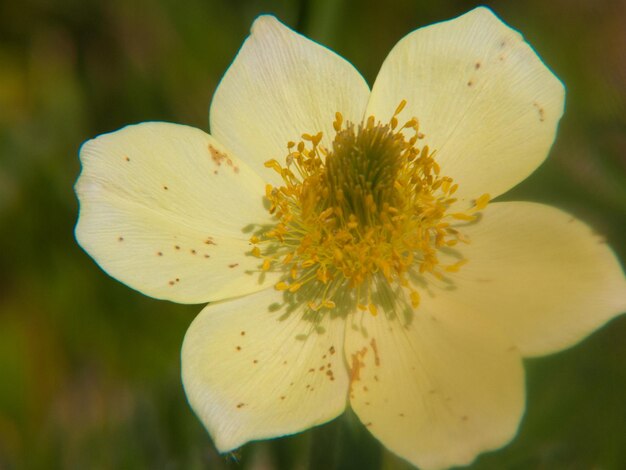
[251,101,489,315]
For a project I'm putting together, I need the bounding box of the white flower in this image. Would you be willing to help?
[74,7,626,470]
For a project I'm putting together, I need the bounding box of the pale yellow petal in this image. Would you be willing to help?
[75,122,274,304]
[367,7,565,201]
[182,288,349,451]
[210,15,370,185]
[345,294,524,470]
[444,201,626,356]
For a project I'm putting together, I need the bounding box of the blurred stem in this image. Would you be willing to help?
[308,419,343,470]
[297,0,346,45]
[296,0,310,33]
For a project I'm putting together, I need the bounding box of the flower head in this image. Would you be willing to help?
[75,7,626,469]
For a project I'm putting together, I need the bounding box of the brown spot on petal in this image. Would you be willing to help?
[349,347,368,392]
[370,338,380,366]
[533,102,546,122]
[208,144,238,174]
[475,62,481,69]
[228,263,239,268]
[209,145,225,165]
[236,403,245,409]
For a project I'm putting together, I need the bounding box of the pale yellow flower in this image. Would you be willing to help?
[75,7,626,470]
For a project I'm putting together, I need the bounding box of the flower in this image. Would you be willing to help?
[75,7,626,470]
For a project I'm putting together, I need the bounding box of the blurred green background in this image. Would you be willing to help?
[1,0,625,468]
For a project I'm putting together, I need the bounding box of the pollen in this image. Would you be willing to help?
[252,101,489,313]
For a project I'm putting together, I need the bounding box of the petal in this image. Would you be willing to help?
[444,201,626,356]
[345,294,524,470]
[75,122,274,304]
[182,288,349,451]
[210,15,370,185]
[367,7,565,201]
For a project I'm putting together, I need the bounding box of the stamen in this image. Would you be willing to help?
[251,102,489,313]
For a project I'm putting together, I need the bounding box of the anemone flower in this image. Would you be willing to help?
[75,7,626,469]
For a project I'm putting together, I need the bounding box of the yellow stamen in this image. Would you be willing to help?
[451,213,477,221]
[368,303,378,317]
[251,101,488,314]
[474,193,491,211]
[410,291,420,308]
